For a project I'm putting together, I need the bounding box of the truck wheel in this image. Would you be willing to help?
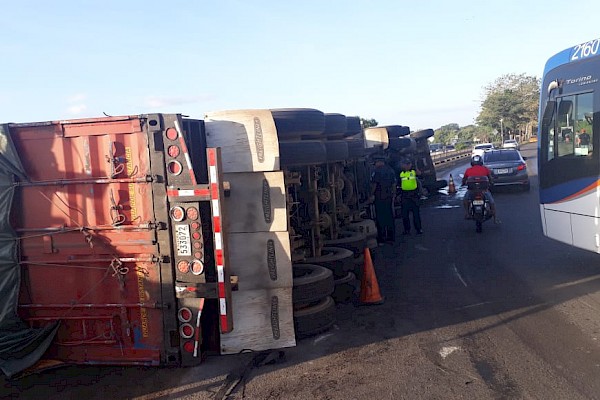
[323,141,349,162]
[323,231,366,257]
[304,246,354,278]
[345,116,362,136]
[323,113,347,139]
[385,125,411,138]
[279,140,327,166]
[388,137,416,151]
[347,139,366,158]
[294,296,336,338]
[292,264,334,306]
[411,129,434,140]
[271,108,325,140]
[331,272,357,303]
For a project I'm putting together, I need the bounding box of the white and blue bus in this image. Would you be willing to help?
[539,38,599,252]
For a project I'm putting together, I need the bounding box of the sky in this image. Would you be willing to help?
[1,0,599,131]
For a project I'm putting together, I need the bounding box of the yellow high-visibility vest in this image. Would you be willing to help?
[400,170,418,191]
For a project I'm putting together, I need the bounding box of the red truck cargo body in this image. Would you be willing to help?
[5,114,231,369]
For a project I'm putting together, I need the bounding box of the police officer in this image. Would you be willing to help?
[399,158,423,235]
[369,156,397,243]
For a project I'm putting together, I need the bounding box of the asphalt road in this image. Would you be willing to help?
[5,143,600,399]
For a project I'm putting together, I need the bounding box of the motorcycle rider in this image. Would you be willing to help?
[462,155,498,223]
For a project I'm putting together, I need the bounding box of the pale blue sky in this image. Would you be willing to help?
[1,1,599,130]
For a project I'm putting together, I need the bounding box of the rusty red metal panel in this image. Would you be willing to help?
[12,116,166,365]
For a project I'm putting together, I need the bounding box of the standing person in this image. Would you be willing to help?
[399,159,422,235]
[369,156,397,243]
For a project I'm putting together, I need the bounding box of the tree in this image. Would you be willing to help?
[477,73,540,140]
[360,118,378,128]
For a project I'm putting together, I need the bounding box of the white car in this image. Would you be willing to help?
[502,139,520,150]
[472,143,494,157]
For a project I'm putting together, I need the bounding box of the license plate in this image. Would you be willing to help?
[473,199,484,205]
[495,168,510,174]
[175,224,192,256]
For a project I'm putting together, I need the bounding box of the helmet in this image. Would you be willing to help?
[471,155,483,166]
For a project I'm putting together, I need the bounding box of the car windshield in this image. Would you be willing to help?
[484,151,520,162]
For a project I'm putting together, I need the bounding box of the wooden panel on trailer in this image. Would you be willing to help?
[220,288,295,354]
[227,231,292,290]
[204,109,280,173]
[222,171,288,233]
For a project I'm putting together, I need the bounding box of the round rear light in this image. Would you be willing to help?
[190,259,204,275]
[182,340,195,353]
[177,260,190,273]
[178,307,193,323]
[167,160,183,175]
[168,145,181,158]
[191,222,201,231]
[193,241,202,249]
[186,207,199,220]
[192,232,201,240]
[194,251,203,259]
[170,206,185,222]
[179,323,194,339]
[166,127,178,141]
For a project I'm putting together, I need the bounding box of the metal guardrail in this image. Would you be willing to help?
[431,149,471,166]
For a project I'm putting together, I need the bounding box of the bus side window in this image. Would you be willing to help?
[557,98,575,158]
[574,93,594,156]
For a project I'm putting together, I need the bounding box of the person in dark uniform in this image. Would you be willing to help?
[399,158,423,235]
[369,157,397,243]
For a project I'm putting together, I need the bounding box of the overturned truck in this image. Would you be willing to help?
[0,109,384,376]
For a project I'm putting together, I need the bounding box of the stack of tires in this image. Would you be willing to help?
[274,108,368,337]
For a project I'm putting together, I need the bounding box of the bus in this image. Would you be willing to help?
[538,38,599,252]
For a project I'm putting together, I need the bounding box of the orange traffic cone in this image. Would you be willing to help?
[360,248,384,305]
[448,174,456,194]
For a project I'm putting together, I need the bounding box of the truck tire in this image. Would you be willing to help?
[411,129,434,140]
[323,141,349,162]
[385,125,411,138]
[292,264,334,306]
[323,113,347,139]
[388,137,415,151]
[331,271,357,303]
[344,116,362,136]
[323,231,366,257]
[347,139,366,158]
[304,246,355,278]
[271,108,325,140]
[279,140,327,166]
[294,296,336,338]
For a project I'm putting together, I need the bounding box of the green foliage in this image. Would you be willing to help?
[360,118,378,128]
[477,73,540,138]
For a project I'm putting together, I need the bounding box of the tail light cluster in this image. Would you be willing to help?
[169,203,205,280]
[517,163,526,171]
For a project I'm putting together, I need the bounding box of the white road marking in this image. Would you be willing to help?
[454,301,493,310]
[452,263,468,287]
[313,333,334,345]
[439,346,461,359]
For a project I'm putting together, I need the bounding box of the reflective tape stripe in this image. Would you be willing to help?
[166,188,211,197]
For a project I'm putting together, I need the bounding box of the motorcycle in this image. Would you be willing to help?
[463,175,493,233]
